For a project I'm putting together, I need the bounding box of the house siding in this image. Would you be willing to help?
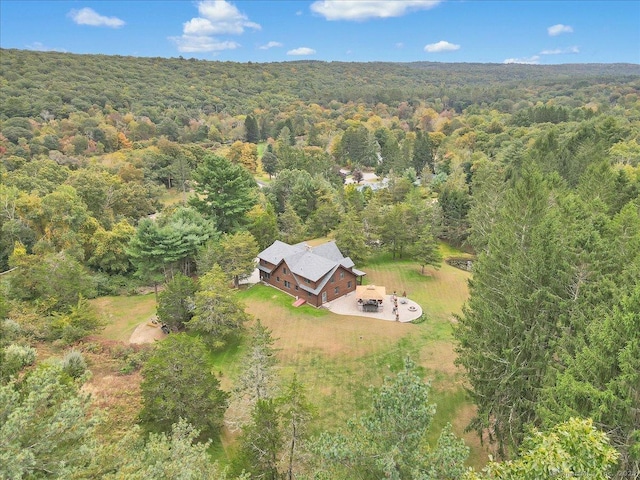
[257,241,362,308]
[322,266,357,304]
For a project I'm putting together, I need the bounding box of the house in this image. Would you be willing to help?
[257,240,366,307]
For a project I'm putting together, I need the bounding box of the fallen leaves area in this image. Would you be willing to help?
[35,338,149,442]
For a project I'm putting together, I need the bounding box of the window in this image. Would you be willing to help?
[283,267,288,274]
[330,276,334,283]
[284,280,291,288]
[340,271,345,279]
[347,280,352,288]
[305,278,310,284]
[295,285,299,291]
[264,272,271,280]
[334,287,339,294]
[276,276,280,282]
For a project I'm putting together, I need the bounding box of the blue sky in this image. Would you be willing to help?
[1,1,639,64]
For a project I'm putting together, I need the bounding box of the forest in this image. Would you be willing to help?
[1,48,639,479]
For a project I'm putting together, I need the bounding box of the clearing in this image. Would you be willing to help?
[88,245,487,467]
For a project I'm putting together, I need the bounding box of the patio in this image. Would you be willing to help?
[324,290,422,323]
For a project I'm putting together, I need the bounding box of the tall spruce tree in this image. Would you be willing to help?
[539,284,640,479]
[244,114,260,144]
[454,166,571,457]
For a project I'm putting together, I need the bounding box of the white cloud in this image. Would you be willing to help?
[547,24,573,36]
[195,0,260,34]
[169,35,240,53]
[310,0,441,21]
[540,46,579,55]
[172,1,259,54]
[68,7,125,28]
[424,40,460,53]
[259,41,283,50]
[395,42,404,48]
[287,47,316,56]
[503,55,541,64]
[183,18,216,36]
[296,10,303,16]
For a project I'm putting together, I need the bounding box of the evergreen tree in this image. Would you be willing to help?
[96,420,236,480]
[280,375,313,480]
[539,284,640,479]
[156,273,196,331]
[334,210,369,264]
[140,334,228,439]
[0,364,97,479]
[412,130,434,174]
[234,320,279,406]
[454,166,571,457]
[466,162,506,254]
[231,399,283,480]
[312,358,468,479]
[261,151,279,179]
[189,153,257,233]
[411,223,443,274]
[187,265,250,342]
[244,114,260,144]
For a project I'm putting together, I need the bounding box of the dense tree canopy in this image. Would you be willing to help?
[1,47,639,480]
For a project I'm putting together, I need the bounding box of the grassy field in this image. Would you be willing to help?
[235,245,486,466]
[89,243,486,467]
[91,293,157,342]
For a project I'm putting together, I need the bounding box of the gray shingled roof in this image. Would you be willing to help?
[258,240,306,265]
[258,240,363,284]
[288,251,337,282]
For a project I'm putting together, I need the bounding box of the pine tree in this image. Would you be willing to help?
[454,166,571,457]
[187,265,250,341]
[411,223,442,274]
[244,114,260,144]
[189,153,257,233]
[140,334,228,439]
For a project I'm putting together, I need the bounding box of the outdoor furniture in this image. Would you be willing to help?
[363,300,379,312]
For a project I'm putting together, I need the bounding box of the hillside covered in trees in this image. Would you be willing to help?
[1,48,639,479]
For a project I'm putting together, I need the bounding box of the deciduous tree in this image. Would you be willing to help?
[209,231,259,288]
[467,418,619,480]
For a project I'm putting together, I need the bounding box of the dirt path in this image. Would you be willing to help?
[129,321,166,344]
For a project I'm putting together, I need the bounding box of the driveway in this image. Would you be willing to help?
[324,291,422,323]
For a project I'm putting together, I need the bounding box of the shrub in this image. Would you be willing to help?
[1,343,37,380]
[61,349,87,379]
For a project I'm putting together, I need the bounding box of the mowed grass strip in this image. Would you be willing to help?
[91,293,157,342]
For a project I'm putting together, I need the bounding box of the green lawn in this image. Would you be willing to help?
[90,244,487,467]
[91,293,157,342]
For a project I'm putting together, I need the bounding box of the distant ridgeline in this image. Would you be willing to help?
[1,48,639,119]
